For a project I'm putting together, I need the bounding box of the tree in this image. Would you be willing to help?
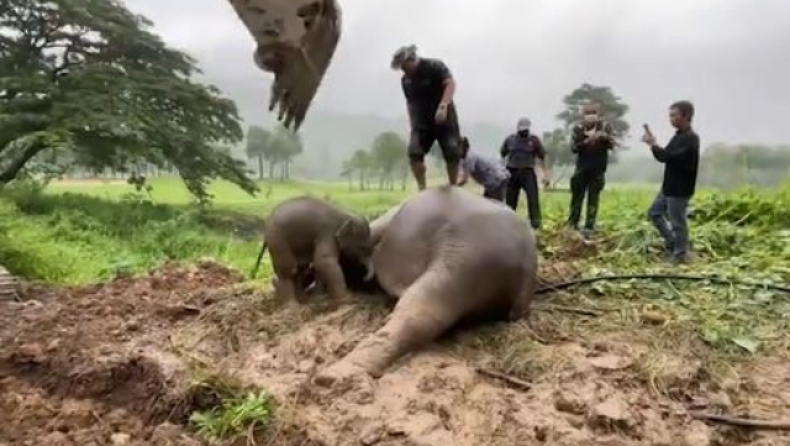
[267,125,303,181]
[556,83,631,145]
[348,149,372,190]
[699,143,790,188]
[340,159,353,190]
[0,0,257,201]
[541,128,573,170]
[245,126,271,179]
[370,131,407,190]
[541,128,574,187]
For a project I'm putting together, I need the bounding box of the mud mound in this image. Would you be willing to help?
[0,260,244,445]
[2,260,789,445]
[177,294,790,446]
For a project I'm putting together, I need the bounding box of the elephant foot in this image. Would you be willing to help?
[313,361,371,389]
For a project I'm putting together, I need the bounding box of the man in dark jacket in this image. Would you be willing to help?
[391,45,461,191]
[567,102,615,238]
[642,100,700,265]
[500,117,550,230]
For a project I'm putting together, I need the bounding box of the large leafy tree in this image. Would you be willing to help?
[0,0,257,201]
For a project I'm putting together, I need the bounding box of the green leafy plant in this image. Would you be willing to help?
[189,390,275,441]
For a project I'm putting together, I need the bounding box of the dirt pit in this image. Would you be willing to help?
[2,261,789,445]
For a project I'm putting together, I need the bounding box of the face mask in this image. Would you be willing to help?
[584,114,599,124]
[518,130,530,137]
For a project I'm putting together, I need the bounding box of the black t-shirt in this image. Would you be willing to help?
[401,58,456,128]
[650,128,700,198]
[571,121,614,172]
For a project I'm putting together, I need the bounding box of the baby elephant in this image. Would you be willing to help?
[252,195,375,303]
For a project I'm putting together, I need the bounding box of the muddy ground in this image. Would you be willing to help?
[1,260,788,446]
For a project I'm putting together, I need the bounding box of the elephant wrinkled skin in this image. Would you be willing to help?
[258,196,374,303]
[315,186,538,385]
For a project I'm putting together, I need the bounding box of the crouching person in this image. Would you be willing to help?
[458,137,509,202]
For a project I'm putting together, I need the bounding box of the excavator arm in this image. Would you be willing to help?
[225,0,342,131]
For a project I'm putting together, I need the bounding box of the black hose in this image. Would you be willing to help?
[535,273,790,295]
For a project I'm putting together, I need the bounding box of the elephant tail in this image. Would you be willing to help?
[250,238,268,279]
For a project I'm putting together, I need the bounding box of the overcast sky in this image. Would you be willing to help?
[123,0,790,147]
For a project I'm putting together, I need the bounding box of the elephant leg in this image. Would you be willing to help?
[295,265,318,292]
[314,263,465,385]
[273,271,306,303]
[272,258,309,303]
[313,239,351,300]
[508,269,538,321]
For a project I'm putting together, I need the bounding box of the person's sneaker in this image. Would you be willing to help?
[670,255,688,265]
[580,228,594,240]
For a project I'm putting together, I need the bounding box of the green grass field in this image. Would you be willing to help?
[1,175,789,354]
[0,176,651,282]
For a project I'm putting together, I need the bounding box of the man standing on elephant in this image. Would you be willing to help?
[391,45,461,191]
[500,117,550,231]
[566,102,615,239]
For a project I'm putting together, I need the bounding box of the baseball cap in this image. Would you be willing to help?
[517,117,532,131]
[391,45,418,69]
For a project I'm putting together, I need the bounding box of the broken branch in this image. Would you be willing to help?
[689,411,790,431]
[474,367,532,391]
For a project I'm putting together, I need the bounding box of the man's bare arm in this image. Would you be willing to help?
[534,137,551,184]
[457,164,468,185]
[440,78,455,106]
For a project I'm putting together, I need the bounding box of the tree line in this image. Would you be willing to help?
[244,125,304,180]
[340,132,411,191]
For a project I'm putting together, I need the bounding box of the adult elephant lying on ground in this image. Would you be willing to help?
[315,186,538,385]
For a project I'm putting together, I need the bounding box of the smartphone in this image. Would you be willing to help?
[643,124,653,136]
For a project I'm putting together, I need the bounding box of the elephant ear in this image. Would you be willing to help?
[226,0,342,131]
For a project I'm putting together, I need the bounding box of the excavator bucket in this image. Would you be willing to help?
[226,0,342,131]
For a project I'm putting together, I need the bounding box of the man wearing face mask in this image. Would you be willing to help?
[391,44,461,191]
[500,117,550,231]
[567,102,615,238]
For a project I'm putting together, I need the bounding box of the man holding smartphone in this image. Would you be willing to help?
[642,100,700,265]
[567,102,615,238]
[391,45,461,191]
